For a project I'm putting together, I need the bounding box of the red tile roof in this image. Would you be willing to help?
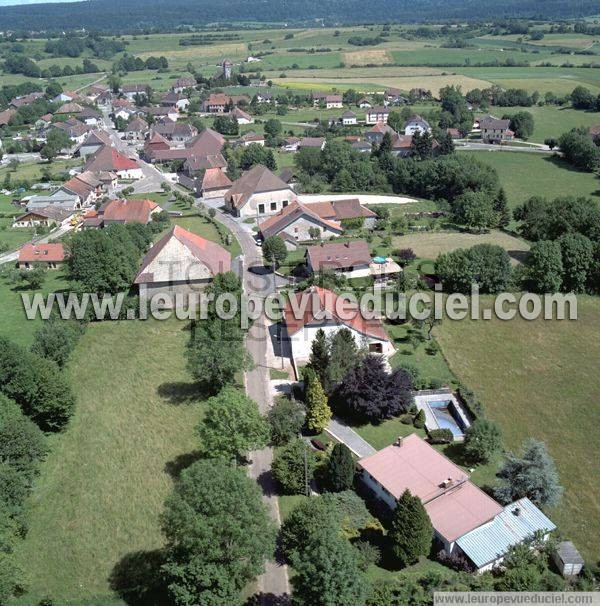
[201,167,232,190]
[19,243,66,264]
[258,200,342,239]
[84,146,140,172]
[102,198,159,224]
[226,165,292,210]
[284,285,389,341]
[306,198,376,221]
[135,225,231,283]
[306,240,371,272]
[358,434,503,542]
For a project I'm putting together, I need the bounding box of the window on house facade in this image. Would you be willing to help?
[258,204,265,214]
[270,202,277,211]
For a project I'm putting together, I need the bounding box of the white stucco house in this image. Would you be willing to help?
[283,285,394,363]
[404,114,431,136]
[358,434,556,572]
[134,225,231,305]
[305,240,371,279]
[258,200,343,243]
[224,164,297,219]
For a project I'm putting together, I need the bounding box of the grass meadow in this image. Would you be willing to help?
[460,151,600,208]
[14,319,203,603]
[437,296,600,562]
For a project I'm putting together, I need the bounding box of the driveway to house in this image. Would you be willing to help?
[298,193,418,205]
[326,417,376,459]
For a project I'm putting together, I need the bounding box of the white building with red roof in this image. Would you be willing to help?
[358,434,556,572]
[84,146,143,180]
[18,243,67,269]
[134,225,231,303]
[258,200,343,244]
[283,285,394,362]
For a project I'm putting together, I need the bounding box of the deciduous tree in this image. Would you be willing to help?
[161,460,276,606]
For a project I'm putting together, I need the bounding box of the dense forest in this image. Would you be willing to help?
[0,0,598,33]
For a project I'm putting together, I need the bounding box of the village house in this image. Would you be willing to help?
[341,111,357,126]
[239,132,266,147]
[123,116,149,141]
[121,84,150,102]
[197,167,232,199]
[18,243,67,269]
[480,116,514,143]
[84,145,144,180]
[56,102,85,116]
[404,114,431,136]
[358,434,555,572]
[143,106,179,122]
[304,198,377,229]
[357,97,372,108]
[134,225,231,304]
[76,107,102,126]
[385,88,408,106]
[224,164,297,219]
[161,92,190,111]
[365,122,396,144]
[231,107,254,125]
[258,200,343,244]
[256,92,274,104]
[9,92,44,109]
[281,136,301,153]
[283,285,394,362]
[151,120,198,143]
[26,190,81,212]
[171,76,196,94]
[311,92,327,107]
[0,109,16,127]
[204,93,231,113]
[365,106,390,125]
[75,130,112,158]
[183,153,228,178]
[12,206,74,229]
[83,198,161,228]
[59,171,104,206]
[305,240,371,279]
[52,118,92,146]
[144,127,225,165]
[52,91,78,103]
[298,137,326,151]
[325,94,343,109]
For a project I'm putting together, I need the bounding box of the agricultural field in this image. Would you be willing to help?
[437,296,600,562]
[13,319,203,603]
[460,151,600,207]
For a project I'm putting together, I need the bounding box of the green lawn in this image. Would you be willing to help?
[0,219,37,250]
[437,295,600,562]
[0,269,70,347]
[494,104,600,143]
[459,151,600,208]
[14,319,204,603]
[0,159,81,183]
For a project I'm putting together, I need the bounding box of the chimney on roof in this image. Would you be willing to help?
[441,477,453,489]
[512,507,521,516]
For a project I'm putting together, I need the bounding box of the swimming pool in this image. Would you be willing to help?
[427,399,466,438]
